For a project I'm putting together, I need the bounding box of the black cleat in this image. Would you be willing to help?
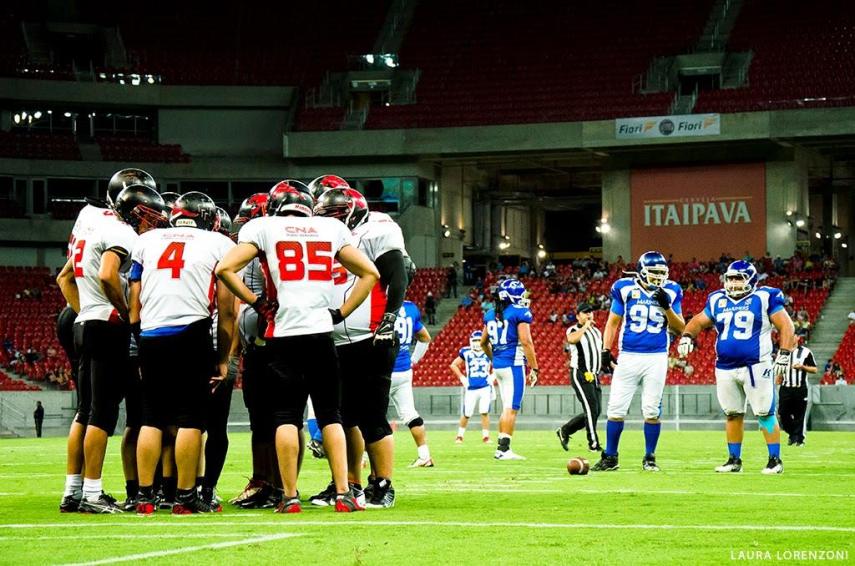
[173,493,221,514]
[555,427,570,452]
[121,495,138,512]
[229,478,265,506]
[761,456,784,475]
[78,492,123,514]
[59,494,81,513]
[307,439,326,459]
[309,481,336,507]
[642,454,660,472]
[365,478,395,509]
[787,437,796,446]
[591,454,619,472]
[715,456,743,473]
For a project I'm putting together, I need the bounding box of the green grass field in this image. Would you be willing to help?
[1,430,853,565]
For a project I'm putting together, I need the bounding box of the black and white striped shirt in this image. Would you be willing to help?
[782,346,816,388]
[566,323,603,375]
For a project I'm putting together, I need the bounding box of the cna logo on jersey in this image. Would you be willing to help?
[643,195,752,227]
[281,225,318,237]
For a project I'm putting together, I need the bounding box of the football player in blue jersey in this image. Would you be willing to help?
[678,260,795,474]
[451,331,496,444]
[480,279,539,460]
[592,251,685,472]
[391,300,433,467]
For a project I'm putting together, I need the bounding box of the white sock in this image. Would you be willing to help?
[482,429,490,438]
[499,433,511,440]
[64,474,82,497]
[417,444,431,460]
[457,427,466,438]
[82,478,102,502]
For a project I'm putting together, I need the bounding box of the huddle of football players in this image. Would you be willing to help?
[54,164,798,516]
[56,169,412,514]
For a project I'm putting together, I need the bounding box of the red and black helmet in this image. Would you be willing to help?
[215,207,233,237]
[160,191,180,209]
[107,168,157,207]
[112,184,169,233]
[268,180,313,217]
[314,188,369,230]
[308,174,350,202]
[234,193,269,229]
[170,191,217,231]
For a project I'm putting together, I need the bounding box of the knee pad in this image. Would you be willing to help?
[407,417,424,429]
[362,417,393,444]
[757,414,777,434]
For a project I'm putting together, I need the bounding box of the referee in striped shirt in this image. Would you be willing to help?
[778,339,817,447]
[556,303,603,452]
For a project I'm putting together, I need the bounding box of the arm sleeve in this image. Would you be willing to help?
[375,249,407,314]
[413,309,424,333]
[767,288,786,315]
[703,294,714,320]
[410,340,429,365]
[671,285,683,315]
[128,261,144,282]
[610,283,625,316]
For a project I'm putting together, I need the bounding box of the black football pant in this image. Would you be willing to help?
[204,375,234,490]
[560,369,602,449]
[778,386,808,443]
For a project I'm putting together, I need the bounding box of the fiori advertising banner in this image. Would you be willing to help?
[616,114,720,139]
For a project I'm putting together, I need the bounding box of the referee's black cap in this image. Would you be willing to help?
[577,303,594,314]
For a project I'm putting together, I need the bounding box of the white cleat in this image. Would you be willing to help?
[494,449,526,460]
[715,457,743,473]
[409,457,435,468]
[761,457,784,475]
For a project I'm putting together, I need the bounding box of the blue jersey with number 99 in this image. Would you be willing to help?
[610,277,683,354]
[703,286,785,370]
[483,304,533,368]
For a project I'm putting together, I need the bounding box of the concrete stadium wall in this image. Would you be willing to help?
[4,385,853,438]
[159,109,289,157]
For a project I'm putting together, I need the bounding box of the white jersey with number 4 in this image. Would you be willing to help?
[331,214,406,346]
[70,206,138,324]
[238,215,352,338]
[131,227,235,332]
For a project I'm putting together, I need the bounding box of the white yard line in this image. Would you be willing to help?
[401,486,855,498]
[0,534,242,541]
[2,520,853,533]
[57,533,300,565]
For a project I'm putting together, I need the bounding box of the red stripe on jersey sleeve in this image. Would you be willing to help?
[368,282,387,332]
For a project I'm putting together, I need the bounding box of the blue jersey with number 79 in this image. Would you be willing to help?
[610,277,683,354]
[703,286,785,370]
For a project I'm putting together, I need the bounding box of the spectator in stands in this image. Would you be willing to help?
[519,261,530,276]
[774,256,785,274]
[34,401,44,438]
[548,310,559,324]
[480,295,495,313]
[425,292,437,325]
[836,376,848,386]
[446,265,458,298]
[459,294,474,309]
[562,310,575,327]
[46,345,57,358]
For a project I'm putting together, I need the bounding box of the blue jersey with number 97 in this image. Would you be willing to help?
[483,304,533,368]
[703,286,785,370]
[610,277,683,354]
[393,301,423,372]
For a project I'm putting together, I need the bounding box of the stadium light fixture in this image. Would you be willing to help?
[834,232,842,239]
[842,243,849,249]
[786,210,793,217]
[13,114,20,124]
[20,111,27,119]
[537,249,547,259]
[33,111,42,119]
[795,218,805,228]
[146,75,155,84]
[63,112,72,118]
[815,232,822,239]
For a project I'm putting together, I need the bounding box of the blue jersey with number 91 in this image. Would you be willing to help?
[703,286,785,370]
[483,304,533,368]
[610,277,683,354]
[393,301,423,372]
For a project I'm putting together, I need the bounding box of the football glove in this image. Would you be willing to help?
[677,334,695,357]
[529,368,539,387]
[773,349,791,378]
[251,296,278,322]
[225,355,240,383]
[652,287,671,309]
[329,308,344,325]
[130,321,141,344]
[601,349,615,369]
[373,312,398,345]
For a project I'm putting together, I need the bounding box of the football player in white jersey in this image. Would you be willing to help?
[56,179,167,514]
[592,251,684,473]
[312,188,409,509]
[56,168,159,513]
[217,181,379,513]
[128,191,237,515]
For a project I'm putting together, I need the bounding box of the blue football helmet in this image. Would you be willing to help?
[470,330,483,351]
[637,251,669,289]
[724,260,758,298]
[497,278,530,308]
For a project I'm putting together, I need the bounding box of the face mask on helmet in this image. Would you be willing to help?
[113,184,169,233]
[170,191,217,230]
[470,332,483,351]
[107,168,156,207]
[497,280,530,308]
[640,266,669,288]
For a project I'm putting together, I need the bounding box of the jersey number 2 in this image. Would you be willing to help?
[275,241,332,281]
[157,242,186,279]
[72,239,86,278]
